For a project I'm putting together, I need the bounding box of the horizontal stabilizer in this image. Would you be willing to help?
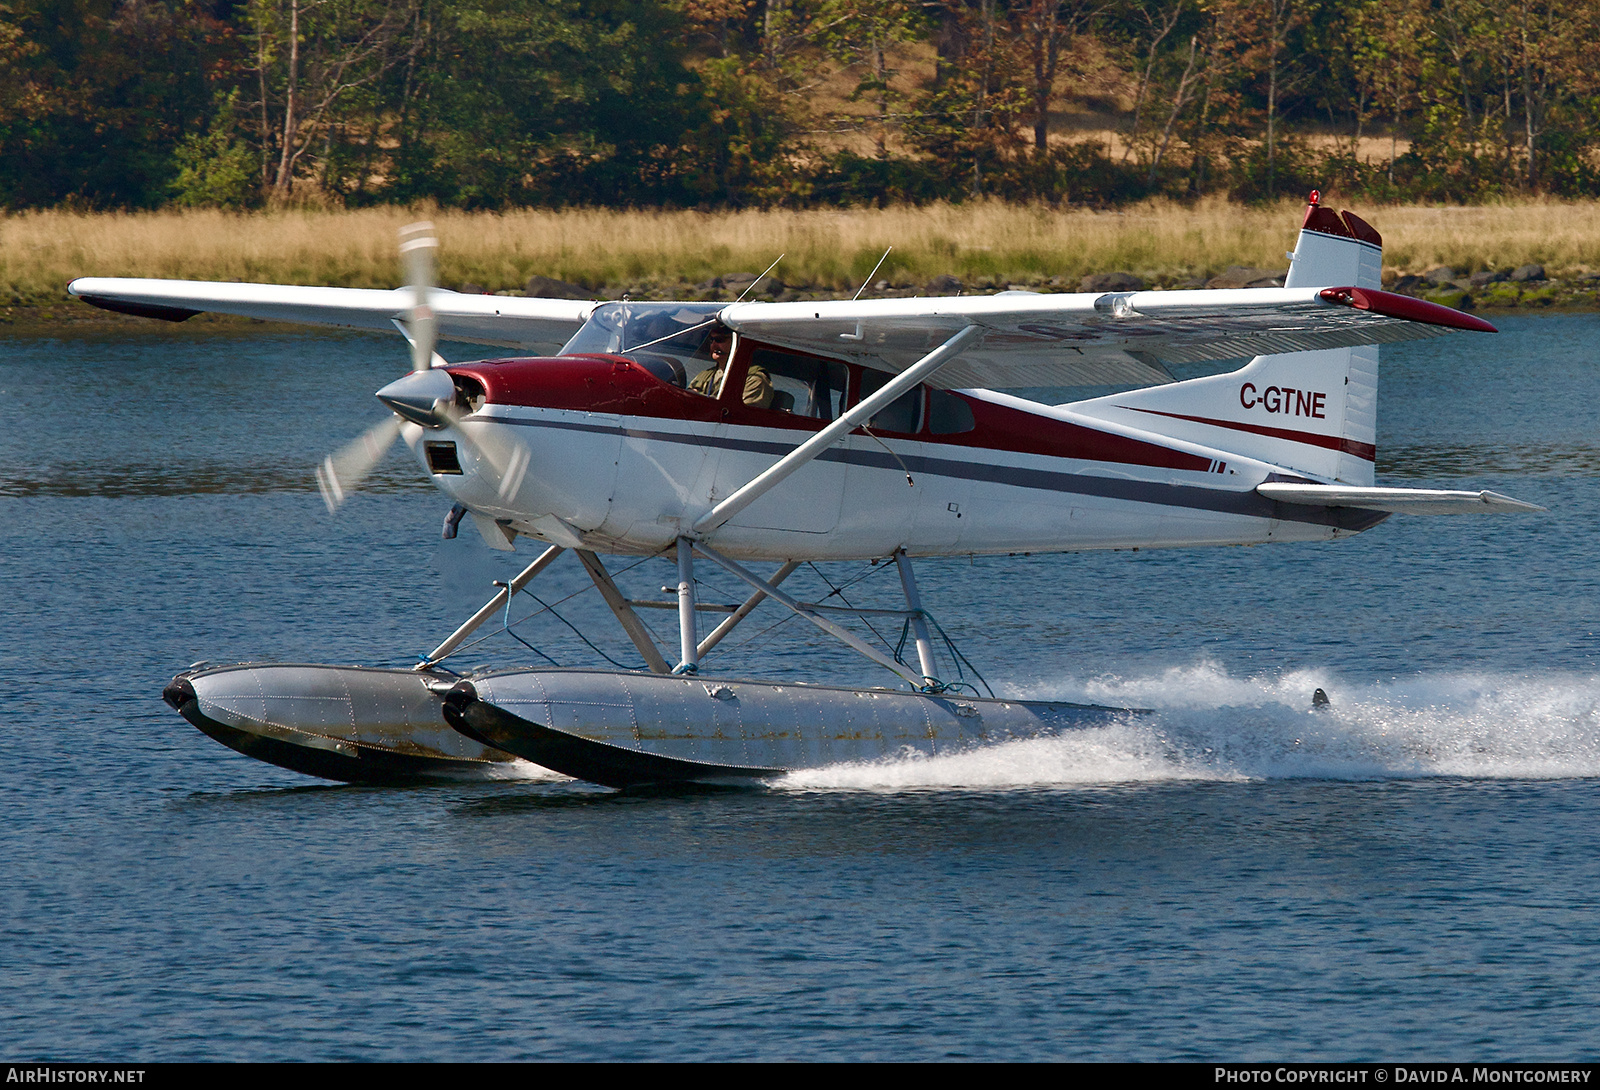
[1257,483,1544,515]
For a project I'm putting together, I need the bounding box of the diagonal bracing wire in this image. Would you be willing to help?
[435,551,662,665]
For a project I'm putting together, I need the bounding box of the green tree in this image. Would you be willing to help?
[1006,0,1109,152]
[0,0,235,208]
[245,0,416,201]
[817,0,925,159]
[904,0,1029,197]
[387,0,703,207]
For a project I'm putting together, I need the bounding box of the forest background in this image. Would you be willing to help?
[4,0,1599,213]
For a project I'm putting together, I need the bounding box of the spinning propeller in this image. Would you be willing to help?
[315,222,527,512]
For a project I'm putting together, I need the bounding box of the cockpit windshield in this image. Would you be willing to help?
[559,302,726,387]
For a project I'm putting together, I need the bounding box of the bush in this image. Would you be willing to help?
[168,92,259,210]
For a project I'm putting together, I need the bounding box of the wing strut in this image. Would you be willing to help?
[692,323,983,535]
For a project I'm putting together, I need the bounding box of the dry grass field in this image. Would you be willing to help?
[5,198,1600,309]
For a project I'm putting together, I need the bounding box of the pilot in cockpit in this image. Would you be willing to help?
[690,325,775,410]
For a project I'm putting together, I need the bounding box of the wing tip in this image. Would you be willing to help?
[1479,490,1547,513]
[74,293,201,323]
[1320,286,1498,334]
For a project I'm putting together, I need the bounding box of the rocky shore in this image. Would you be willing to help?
[1390,264,1600,311]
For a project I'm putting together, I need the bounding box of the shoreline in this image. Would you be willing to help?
[8,200,1600,312]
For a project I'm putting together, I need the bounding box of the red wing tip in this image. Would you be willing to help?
[1319,287,1498,334]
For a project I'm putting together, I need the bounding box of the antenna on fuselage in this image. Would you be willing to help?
[852,246,894,301]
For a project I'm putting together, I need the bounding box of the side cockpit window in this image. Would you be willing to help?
[688,326,736,400]
[748,348,848,420]
[560,302,723,389]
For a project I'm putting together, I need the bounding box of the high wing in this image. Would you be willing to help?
[720,286,1495,389]
[66,277,596,355]
[67,276,1492,388]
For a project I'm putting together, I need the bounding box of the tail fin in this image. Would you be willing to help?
[1069,194,1384,485]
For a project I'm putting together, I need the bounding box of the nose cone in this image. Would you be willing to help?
[376,367,456,426]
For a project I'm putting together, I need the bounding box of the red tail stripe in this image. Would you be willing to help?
[1124,407,1378,462]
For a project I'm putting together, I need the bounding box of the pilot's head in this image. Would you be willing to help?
[707,326,732,364]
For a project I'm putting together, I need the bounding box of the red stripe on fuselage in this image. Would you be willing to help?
[1121,406,1377,462]
[447,354,1216,475]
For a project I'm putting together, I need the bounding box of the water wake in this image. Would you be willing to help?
[782,661,1600,790]
[488,760,571,783]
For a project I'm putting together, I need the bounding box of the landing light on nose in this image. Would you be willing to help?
[376,368,457,427]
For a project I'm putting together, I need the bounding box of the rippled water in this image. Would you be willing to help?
[3,315,1599,1060]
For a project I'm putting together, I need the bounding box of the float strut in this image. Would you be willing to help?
[692,542,925,688]
[575,550,673,674]
[696,560,801,659]
[893,549,939,687]
[674,537,699,674]
[416,545,564,669]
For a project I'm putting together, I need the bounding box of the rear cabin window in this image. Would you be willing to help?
[748,348,848,420]
[928,390,976,434]
[858,368,925,434]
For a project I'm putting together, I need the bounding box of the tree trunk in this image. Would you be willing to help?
[1127,4,1182,164]
[1150,34,1200,184]
[1520,2,1535,188]
[873,37,888,159]
[1030,2,1058,152]
[935,2,967,89]
[273,0,300,198]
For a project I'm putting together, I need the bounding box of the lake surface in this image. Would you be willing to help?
[3,314,1598,1060]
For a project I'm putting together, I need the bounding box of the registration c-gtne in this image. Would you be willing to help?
[1240,382,1327,419]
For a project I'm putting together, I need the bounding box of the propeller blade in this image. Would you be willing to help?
[399,221,439,372]
[450,421,527,501]
[321,224,528,516]
[315,416,403,513]
[498,440,531,501]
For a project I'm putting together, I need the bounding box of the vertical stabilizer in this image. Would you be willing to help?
[1069,194,1384,484]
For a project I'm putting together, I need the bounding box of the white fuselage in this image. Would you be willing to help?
[404,389,1378,562]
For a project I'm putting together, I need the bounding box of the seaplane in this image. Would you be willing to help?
[69,193,1541,789]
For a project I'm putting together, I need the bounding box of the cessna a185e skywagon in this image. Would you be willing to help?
[70,194,1540,789]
